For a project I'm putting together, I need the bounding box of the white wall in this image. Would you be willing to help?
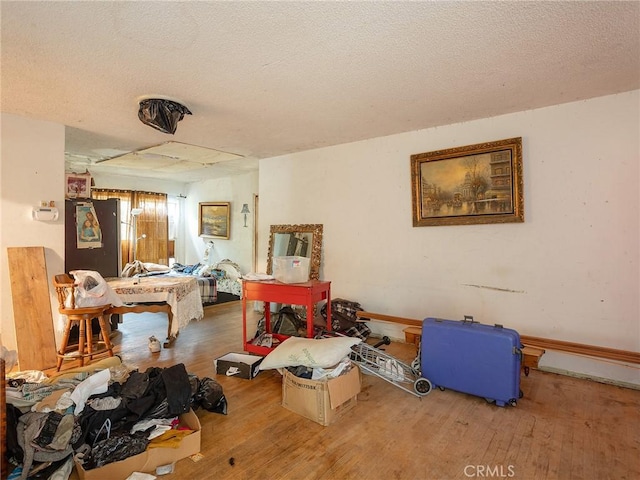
[184,171,259,276]
[258,91,640,386]
[1,113,66,353]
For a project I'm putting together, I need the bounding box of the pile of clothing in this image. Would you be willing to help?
[5,358,226,480]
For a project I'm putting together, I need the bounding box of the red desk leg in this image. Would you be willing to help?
[242,295,248,350]
[265,302,272,332]
[306,299,313,337]
[326,289,332,331]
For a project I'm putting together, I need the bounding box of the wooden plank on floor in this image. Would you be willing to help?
[7,246,58,370]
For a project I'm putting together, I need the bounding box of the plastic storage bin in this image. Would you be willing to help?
[273,256,310,283]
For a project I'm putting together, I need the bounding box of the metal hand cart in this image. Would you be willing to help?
[349,337,432,398]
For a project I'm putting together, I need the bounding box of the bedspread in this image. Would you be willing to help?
[216,277,241,298]
[212,259,243,298]
[192,275,217,303]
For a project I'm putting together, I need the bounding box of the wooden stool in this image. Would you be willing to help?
[404,326,422,348]
[521,345,545,376]
[53,274,114,371]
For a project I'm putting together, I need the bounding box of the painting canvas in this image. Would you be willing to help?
[411,138,524,226]
[199,202,230,239]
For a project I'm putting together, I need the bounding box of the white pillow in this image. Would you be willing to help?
[214,260,241,281]
[143,262,170,272]
[259,336,362,370]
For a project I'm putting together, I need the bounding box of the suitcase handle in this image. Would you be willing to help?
[462,316,508,330]
[514,346,523,360]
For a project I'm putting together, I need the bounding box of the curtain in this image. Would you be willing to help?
[133,191,169,265]
[92,189,168,267]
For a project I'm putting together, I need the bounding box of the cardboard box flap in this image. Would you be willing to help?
[327,367,361,409]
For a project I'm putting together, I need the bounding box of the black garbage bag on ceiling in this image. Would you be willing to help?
[138,98,192,134]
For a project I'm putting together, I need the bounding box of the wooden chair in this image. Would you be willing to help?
[53,273,114,371]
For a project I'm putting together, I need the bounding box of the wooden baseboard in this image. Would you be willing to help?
[356,311,421,327]
[519,335,640,365]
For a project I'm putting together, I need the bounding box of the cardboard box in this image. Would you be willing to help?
[282,365,361,426]
[215,352,264,379]
[273,256,310,283]
[74,409,201,480]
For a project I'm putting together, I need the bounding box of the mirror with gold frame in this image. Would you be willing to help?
[266,224,323,280]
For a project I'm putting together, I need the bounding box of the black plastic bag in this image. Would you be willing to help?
[273,306,306,337]
[188,373,201,408]
[194,377,227,415]
[138,98,192,135]
[83,431,150,470]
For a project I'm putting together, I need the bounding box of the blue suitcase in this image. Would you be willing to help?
[420,316,522,406]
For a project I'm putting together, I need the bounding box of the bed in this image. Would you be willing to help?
[123,259,242,306]
[166,270,218,304]
[166,259,242,306]
[210,259,243,299]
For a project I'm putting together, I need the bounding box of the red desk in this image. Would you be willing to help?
[242,279,332,355]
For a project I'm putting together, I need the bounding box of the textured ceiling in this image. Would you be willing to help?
[1,1,639,183]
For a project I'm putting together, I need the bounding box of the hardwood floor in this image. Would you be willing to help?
[55,302,638,480]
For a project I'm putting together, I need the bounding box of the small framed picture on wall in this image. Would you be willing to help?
[65,173,92,199]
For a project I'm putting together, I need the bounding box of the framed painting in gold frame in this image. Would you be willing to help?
[199,202,230,239]
[411,137,524,227]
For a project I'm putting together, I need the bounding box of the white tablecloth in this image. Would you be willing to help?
[107,276,204,336]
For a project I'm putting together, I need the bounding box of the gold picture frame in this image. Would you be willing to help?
[199,202,230,239]
[411,137,524,227]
